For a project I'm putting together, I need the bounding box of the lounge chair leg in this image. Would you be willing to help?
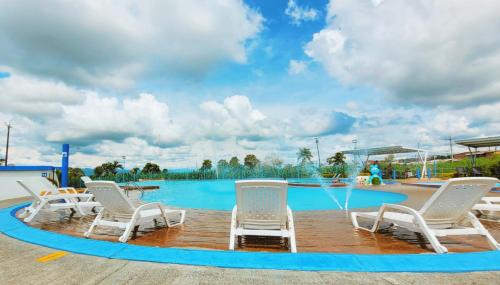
[132,225,140,239]
[84,208,104,238]
[350,212,360,228]
[416,221,448,253]
[229,206,237,250]
[69,208,76,219]
[120,224,133,243]
[24,202,45,223]
[468,212,500,250]
[350,212,381,233]
[179,210,186,225]
[120,213,139,243]
[287,207,297,253]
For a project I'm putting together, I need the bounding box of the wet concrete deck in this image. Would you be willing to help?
[18,184,500,254]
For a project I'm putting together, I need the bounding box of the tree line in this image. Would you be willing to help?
[61,148,349,187]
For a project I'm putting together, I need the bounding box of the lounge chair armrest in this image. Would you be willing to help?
[482,197,500,204]
[379,203,420,215]
[42,193,92,201]
[377,203,427,226]
[135,202,163,212]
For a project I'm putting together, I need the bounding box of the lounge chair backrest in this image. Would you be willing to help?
[16,177,59,199]
[16,179,45,202]
[38,177,59,194]
[81,176,92,185]
[235,180,288,230]
[86,181,136,215]
[419,177,498,224]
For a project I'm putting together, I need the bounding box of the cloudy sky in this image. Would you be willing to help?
[1,0,499,169]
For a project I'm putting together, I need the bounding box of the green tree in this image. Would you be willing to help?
[200,159,212,171]
[229,156,240,168]
[244,154,260,169]
[130,167,140,175]
[327,152,346,165]
[268,155,283,168]
[93,165,104,177]
[297,148,313,165]
[142,162,161,173]
[69,167,85,178]
[217,159,229,170]
[384,154,395,164]
[94,160,123,176]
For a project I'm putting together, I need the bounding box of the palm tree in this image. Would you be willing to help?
[327,152,345,165]
[297,148,313,165]
[112,161,123,172]
[100,160,123,176]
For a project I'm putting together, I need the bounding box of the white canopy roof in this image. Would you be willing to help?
[455,136,500,148]
[341,146,427,156]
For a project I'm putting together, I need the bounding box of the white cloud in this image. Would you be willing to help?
[0,0,263,89]
[2,76,498,168]
[45,93,183,147]
[199,95,275,141]
[0,68,85,117]
[305,0,500,106]
[285,0,319,26]
[288,60,308,75]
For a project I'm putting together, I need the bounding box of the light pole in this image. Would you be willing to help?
[4,122,12,166]
[314,137,321,169]
[122,156,126,182]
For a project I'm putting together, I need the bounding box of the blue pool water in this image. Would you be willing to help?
[140,180,407,211]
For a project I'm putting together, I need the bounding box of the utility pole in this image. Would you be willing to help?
[4,122,12,166]
[314,137,321,169]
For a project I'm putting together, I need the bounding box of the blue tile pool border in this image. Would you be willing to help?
[1,203,500,272]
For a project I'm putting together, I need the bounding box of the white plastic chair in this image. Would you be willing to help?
[473,196,500,217]
[84,181,185,243]
[229,180,297,253]
[351,177,499,253]
[17,178,101,222]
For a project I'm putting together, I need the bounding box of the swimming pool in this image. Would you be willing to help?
[140,179,407,211]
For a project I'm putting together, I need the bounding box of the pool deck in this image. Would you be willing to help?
[21,184,500,254]
[1,185,500,284]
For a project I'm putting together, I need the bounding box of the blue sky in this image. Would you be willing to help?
[0,0,499,168]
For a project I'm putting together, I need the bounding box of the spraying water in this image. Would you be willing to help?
[304,163,344,210]
[343,149,367,211]
[343,161,363,210]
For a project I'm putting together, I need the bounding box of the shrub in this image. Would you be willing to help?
[489,162,500,179]
[372,177,381,185]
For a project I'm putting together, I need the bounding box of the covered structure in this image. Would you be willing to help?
[341,146,429,179]
[455,135,500,169]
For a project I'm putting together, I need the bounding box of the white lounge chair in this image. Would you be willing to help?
[81,176,92,184]
[84,181,185,243]
[473,197,500,217]
[17,178,101,223]
[229,180,297,253]
[351,177,499,253]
